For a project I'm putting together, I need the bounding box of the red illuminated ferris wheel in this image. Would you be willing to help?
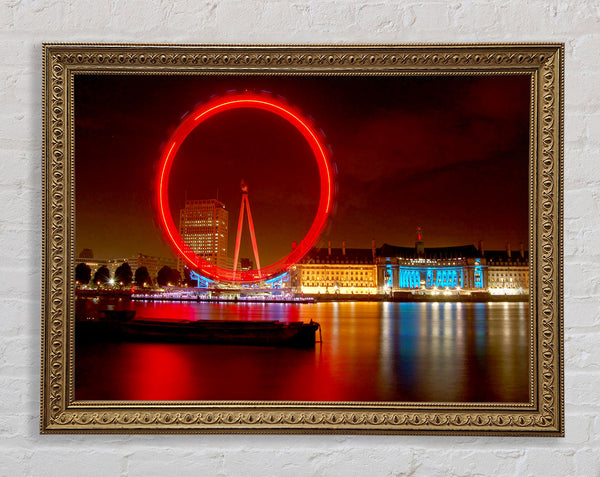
[156,91,335,283]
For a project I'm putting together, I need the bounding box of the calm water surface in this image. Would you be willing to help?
[75,299,529,402]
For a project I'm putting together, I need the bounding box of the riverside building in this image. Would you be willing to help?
[178,199,229,272]
[376,243,486,295]
[375,232,529,297]
[484,243,530,295]
[293,241,378,295]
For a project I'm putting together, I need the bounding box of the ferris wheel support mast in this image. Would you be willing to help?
[232,180,261,276]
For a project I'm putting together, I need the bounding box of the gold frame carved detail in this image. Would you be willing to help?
[41,44,563,434]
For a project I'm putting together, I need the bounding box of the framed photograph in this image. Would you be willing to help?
[41,43,563,434]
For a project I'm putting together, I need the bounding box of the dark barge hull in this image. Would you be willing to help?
[77,318,320,349]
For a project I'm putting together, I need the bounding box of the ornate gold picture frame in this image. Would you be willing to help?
[41,43,563,434]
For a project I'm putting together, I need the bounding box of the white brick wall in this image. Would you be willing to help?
[1,1,598,475]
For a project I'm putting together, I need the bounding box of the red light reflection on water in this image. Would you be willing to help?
[121,344,195,400]
[75,299,530,402]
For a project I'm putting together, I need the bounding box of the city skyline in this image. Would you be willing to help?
[75,74,530,269]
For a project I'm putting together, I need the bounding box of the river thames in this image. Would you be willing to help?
[75,299,530,402]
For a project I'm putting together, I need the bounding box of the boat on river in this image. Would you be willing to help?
[77,310,320,349]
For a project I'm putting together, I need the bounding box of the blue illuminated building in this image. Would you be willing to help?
[375,241,488,293]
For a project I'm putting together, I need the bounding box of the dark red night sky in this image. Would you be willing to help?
[75,74,530,265]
